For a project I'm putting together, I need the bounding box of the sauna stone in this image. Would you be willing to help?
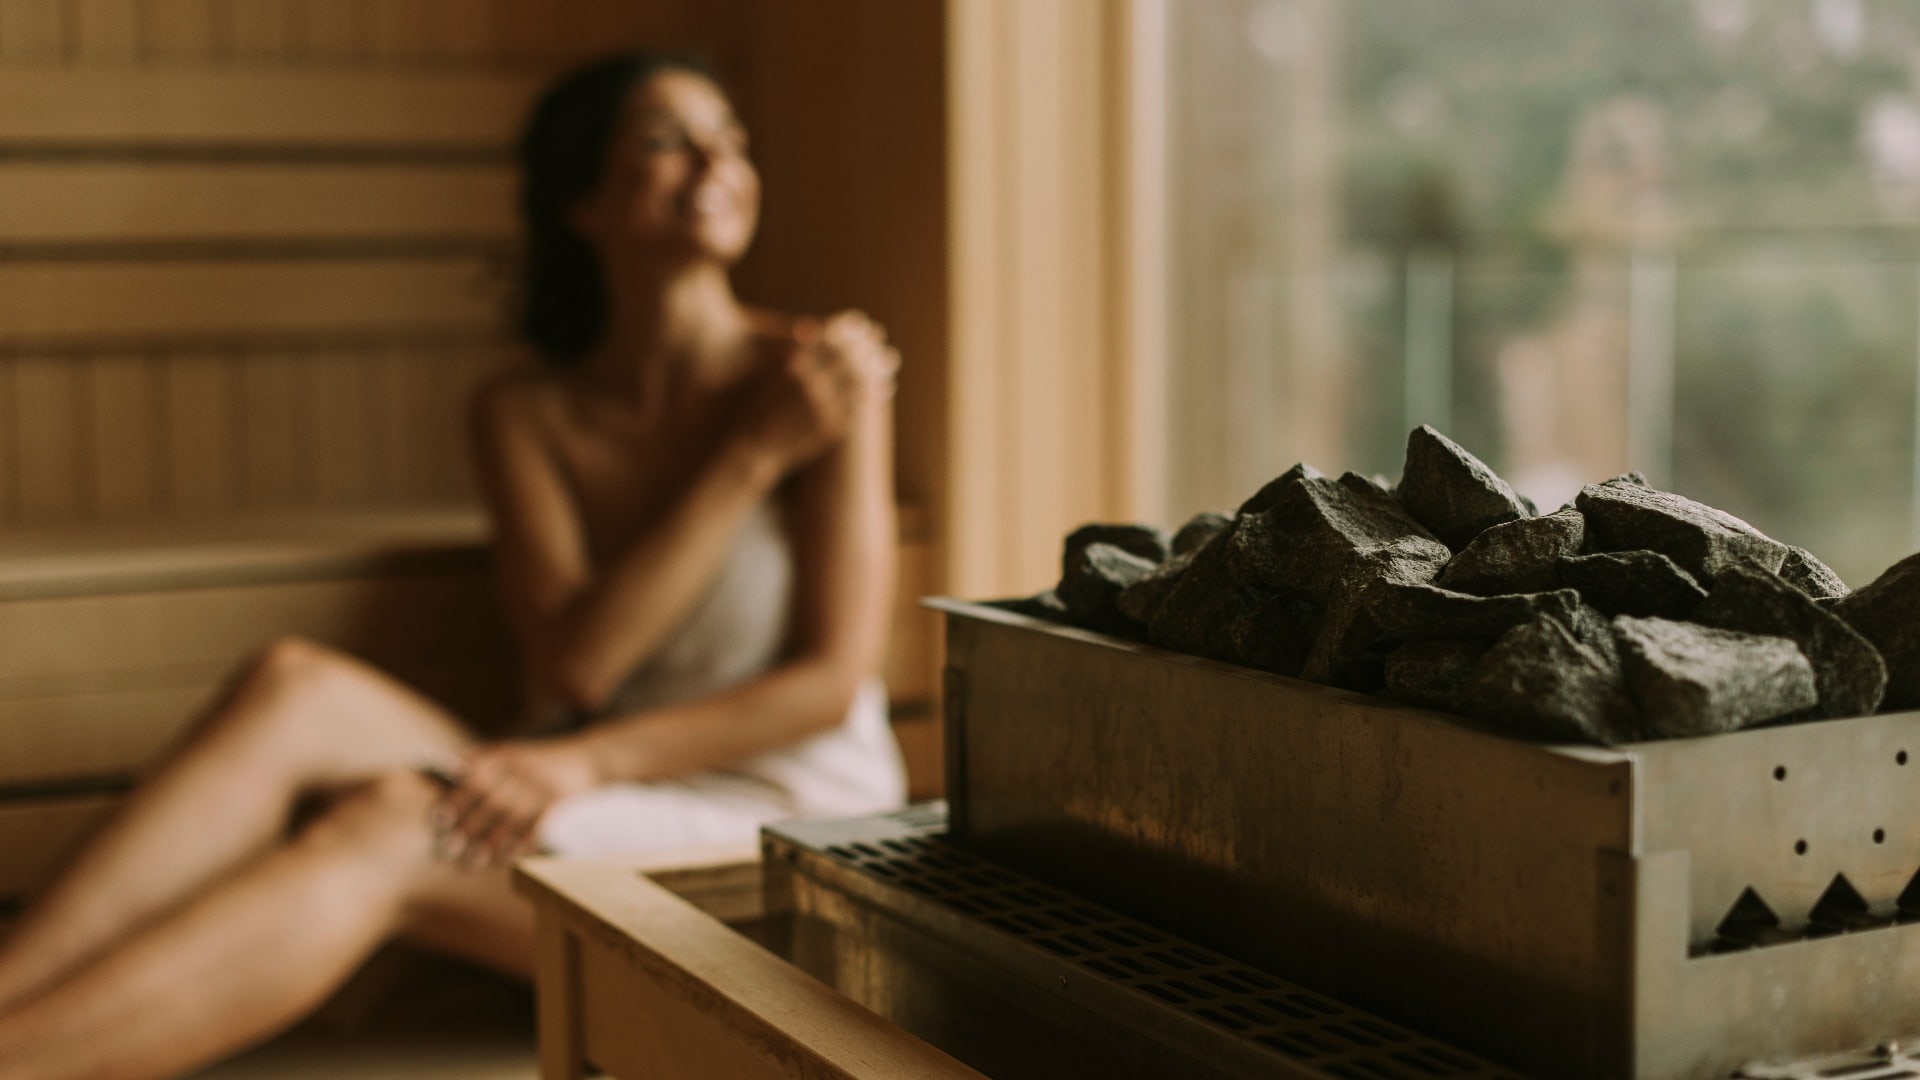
[1397,425,1533,551]
[1116,551,1193,627]
[1229,589,1319,677]
[1233,472,1449,594]
[1369,583,1583,643]
[1146,529,1272,663]
[1171,512,1233,558]
[1693,561,1885,719]
[1833,552,1920,709]
[1552,550,1707,620]
[1780,545,1850,600]
[1237,462,1323,517]
[1234,472,1452,683]
[1436,507,1586,596]
[1464,614,1639,744]
[1577,479,1790,581]
[1613,616,1819,737]
[1058,542,1159,635]
[1062,523,1169,576]
[1384,638,1491,711]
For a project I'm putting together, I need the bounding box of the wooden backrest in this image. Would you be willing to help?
[0,0,618,527]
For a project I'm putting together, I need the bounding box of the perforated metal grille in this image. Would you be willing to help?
[816,824,1519,1080]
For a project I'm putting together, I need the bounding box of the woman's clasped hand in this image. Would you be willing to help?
[427,739,601,869]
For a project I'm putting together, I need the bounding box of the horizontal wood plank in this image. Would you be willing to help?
[0,163,515,244]
[0,257,505,345]
[0,66,542,147]
[0,796,116,899]
[0,684,207,786]
[0,508,487,599]
[0,572,515,689]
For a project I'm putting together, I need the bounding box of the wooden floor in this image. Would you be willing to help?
[190,952,537,1080]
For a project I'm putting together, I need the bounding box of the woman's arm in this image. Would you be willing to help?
[436,324,898,867]
[471,380,780,715]
[470,320,875,715]
[573,336,899,783]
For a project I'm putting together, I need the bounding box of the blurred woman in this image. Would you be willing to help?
[0,52,905,1080]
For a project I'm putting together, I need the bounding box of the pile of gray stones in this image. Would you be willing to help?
[1004,426,1920,744]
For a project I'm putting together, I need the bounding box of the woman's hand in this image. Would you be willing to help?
[733,310,899,473]
[430,738,601,869]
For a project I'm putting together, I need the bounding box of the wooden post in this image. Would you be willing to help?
[534,916,586,1080]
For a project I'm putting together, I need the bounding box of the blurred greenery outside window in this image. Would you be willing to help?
[1165,0,1920,584]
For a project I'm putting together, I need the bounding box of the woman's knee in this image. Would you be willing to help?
[247,636,348,696]
[196,636,349,740]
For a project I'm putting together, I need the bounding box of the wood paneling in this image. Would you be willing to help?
[10,356,85,522]
[295,0,360,61]
[726,0,948,517]
[162,351,239,512]
[0,574,511,687]
[0,163,514,244]
[0,258,502,345]
[0,684,206,784]
[0,797,117,900]
[84,353,162,519]
[237,350,312,508]
[883,531,935,704]
[0,0,66,60]
[71,0,139,60]
[0,67,540,145]
[141,0,217,62]
[945,0,1129,598]
[228,0,292,61]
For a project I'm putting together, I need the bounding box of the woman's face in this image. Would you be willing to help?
[571,70,761,265]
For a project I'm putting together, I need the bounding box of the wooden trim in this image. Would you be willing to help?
[534,917,588,1080]
[0,509,488,599]
[0,257,504,346]
[0,162,515,245]
[1110,0,1169,526]
[515,856,985,1080]
[944,0,1134,599]
[0,67,542,148]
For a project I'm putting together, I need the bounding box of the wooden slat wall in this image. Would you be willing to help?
[0,0,952,537]
[945,0,1133,599]
[0,0,623,529]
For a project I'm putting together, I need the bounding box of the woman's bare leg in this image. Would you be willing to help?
[0,770,531,1080]
[0,638,473,1012]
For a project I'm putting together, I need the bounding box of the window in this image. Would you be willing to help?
[1163,0,1920,585]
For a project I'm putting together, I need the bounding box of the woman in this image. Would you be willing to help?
[0,52,905,1080]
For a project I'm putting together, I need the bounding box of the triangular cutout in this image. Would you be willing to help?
[1712,887,1782,950]
[1808,874,1876,935]
[1898,866,1920,920]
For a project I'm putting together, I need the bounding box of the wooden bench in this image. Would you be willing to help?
[0,509,942,917]
[516,847,985,1080]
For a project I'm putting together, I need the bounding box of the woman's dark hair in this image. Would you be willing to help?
[515,51,724,365]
